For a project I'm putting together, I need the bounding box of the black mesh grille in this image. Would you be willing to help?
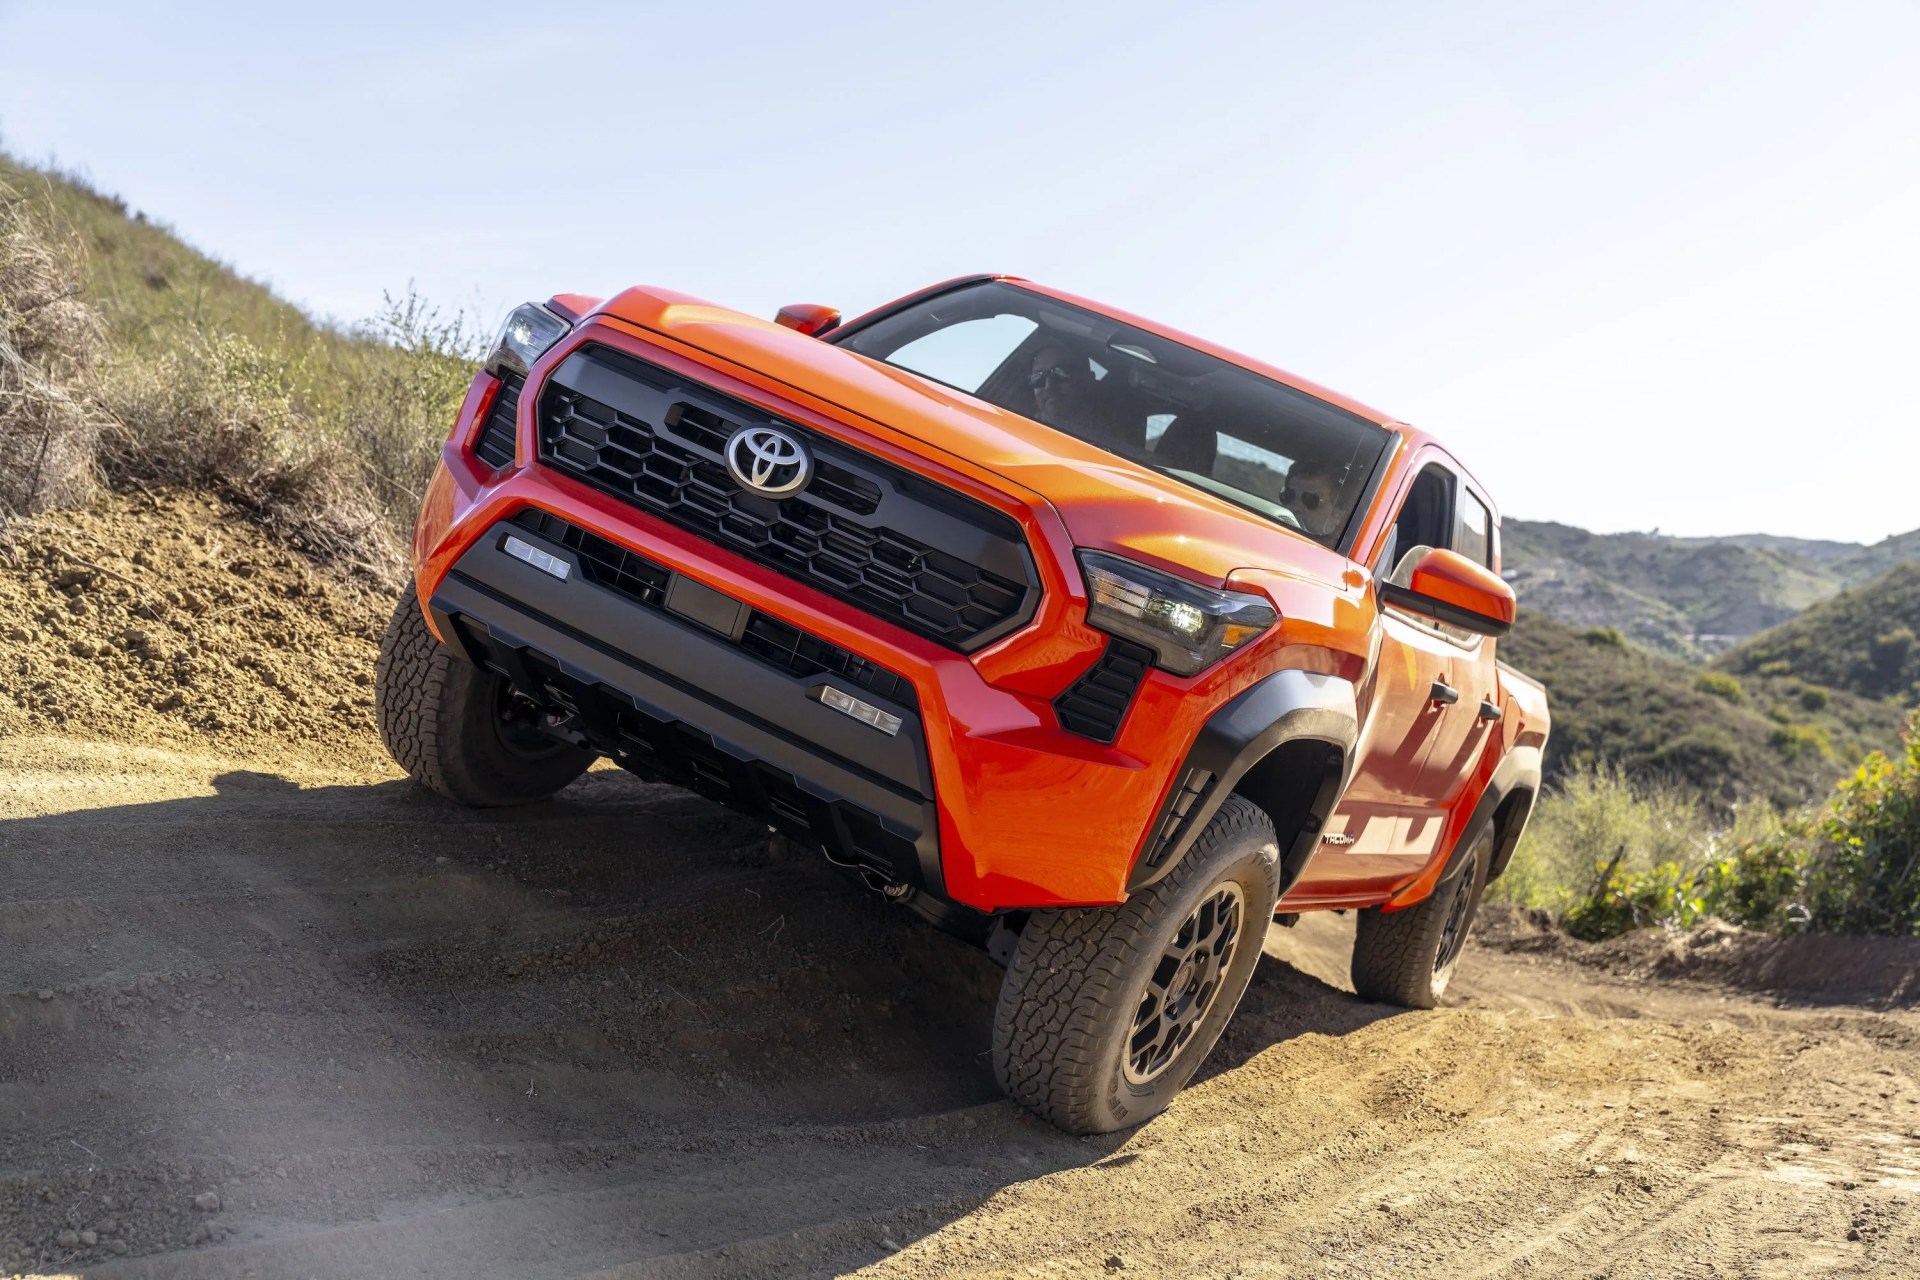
[533,344,1035,650]
[1140,767,1217,870]
[1052,638,1153,743]
[509,509,912,708]
[473,373,523,469]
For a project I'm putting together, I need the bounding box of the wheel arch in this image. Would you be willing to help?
[1128,669,1357,895]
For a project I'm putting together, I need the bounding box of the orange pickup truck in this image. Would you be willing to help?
[377,275,1550,1133]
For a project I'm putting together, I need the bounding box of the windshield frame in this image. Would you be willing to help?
[829,278,1399,559]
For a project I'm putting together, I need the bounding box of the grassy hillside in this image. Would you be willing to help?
[0,155,474,575]
[1501,611,1906,808]
[0,155,336,358]
[1714,563,1920,705]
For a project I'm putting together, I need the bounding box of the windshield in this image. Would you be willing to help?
[836,281,1393,548]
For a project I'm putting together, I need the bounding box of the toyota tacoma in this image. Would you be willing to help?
[376,275,1551,1134]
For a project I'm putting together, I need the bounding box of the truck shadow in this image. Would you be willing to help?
[1,763,1405,1278]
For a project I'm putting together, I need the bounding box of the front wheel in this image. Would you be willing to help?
[374,586,594,807]
[1350,823,1494,1008]
[991,796,1281,1135]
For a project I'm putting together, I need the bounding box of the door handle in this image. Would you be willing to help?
[1428,679,1459,707]
[1478,698,1503,722]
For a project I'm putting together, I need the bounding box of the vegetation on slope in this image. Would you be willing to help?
[0,156,475,576]
[1500,611,1905,807]
[1714,563,1920,705]
[1501,713,1920,940]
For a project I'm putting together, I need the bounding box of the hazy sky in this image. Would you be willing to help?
[2,0,1916,541]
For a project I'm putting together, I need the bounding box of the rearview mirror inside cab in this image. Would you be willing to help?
[774,303,841,337]
[1380,547,1515,637]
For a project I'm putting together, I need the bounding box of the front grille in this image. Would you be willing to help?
[1140,767,1217,871]
[534,344,1036,651]
[1053,638,1153,743]
[473,373,523,469]
[509,509,912,708]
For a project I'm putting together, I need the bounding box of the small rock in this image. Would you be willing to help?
[186,1225,208,1245]
[108,1239,129,1255]
[57,1230,79,1249]
[36,989,53,1002]
[65,595,87,615]
[1105,1256,1126,1272]
[96,1219,117,1234]
[192,1191,221,1212]
[1590,1165,1611,1176]
[79,1230,97,1247]
[70,640,99,659]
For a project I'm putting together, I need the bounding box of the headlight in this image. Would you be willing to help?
[484,302,571,379]
[1078,550,1277,676]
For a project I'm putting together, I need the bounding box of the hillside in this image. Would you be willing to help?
[1715,562,1920,705]
[0,154,334,356]
[1503,519,1920,662]
[1499,611,1905,808]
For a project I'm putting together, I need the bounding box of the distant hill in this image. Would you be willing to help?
[1714,563,1920,705]
[1500,611,1906,808]
[1503,519,1920,662]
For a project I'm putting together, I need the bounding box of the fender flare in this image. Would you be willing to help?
[1479,743,1543,883]
[1128,669,1359,894]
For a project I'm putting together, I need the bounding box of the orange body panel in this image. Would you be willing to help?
[410,278,1546,915]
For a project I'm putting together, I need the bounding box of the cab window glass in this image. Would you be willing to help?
[887,315,1037,393]
[1455,490,1491,567]
[1379,465,1455,585]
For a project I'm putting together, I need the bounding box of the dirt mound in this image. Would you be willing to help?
[0,490,392,771]
[1478,902,1920,1007]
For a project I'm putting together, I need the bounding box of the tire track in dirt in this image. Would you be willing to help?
[3,736,1918,1278]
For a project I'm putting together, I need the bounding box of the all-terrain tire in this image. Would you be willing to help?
[374,586,594,807]
[991,795,1281,1135]
[1350,822,1495,1009]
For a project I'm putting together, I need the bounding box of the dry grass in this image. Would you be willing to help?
[0,187,105,515]
[1,164,479,580]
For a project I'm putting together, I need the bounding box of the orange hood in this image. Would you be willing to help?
[590,286,1362,590]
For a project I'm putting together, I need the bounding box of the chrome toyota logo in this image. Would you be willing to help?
[724,424,812,498]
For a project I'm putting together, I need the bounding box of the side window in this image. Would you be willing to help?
[886,315,1037,393]
[1455,490,1491,567]
[1380,464,1455,586]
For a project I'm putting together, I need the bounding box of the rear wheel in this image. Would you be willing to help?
[1350,823,1494,1008]
[991,796,1281,1135]
[374,586,594,806]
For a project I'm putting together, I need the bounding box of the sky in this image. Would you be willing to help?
[1,0,1916,542]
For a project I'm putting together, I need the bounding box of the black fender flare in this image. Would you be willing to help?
[1465,743,1543,884]
[1128,669,1358,894]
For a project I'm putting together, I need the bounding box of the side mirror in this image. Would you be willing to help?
[774,303,841,337]
[1380,547,1515,637]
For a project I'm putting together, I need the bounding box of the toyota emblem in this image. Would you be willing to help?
[724,424,812,498]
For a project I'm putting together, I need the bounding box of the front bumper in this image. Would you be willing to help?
[412,321,1245,910]
[432,512,941,893]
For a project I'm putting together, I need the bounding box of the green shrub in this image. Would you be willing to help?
[1491,765,1773,920]
[1693,671,1745,703]
[1799,685,1831,713]
[1549,711,1920,939]
[1581,626,1625,649]
[1758,659,1793,677]
[1769,722,1834,763]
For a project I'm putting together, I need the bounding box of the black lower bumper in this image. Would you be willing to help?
[429,513,941,895]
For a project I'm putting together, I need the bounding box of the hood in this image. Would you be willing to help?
[593,286,1360,589]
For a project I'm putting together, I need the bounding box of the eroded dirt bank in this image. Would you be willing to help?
[2,497,1917,1278]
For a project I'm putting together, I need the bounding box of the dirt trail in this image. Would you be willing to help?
[2,497,1918,1278]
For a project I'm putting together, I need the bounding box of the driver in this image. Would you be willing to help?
[1280,457,1345,540]
[1027,340,1142,451]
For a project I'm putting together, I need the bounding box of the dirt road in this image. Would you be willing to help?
[3,729,1917,1279]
